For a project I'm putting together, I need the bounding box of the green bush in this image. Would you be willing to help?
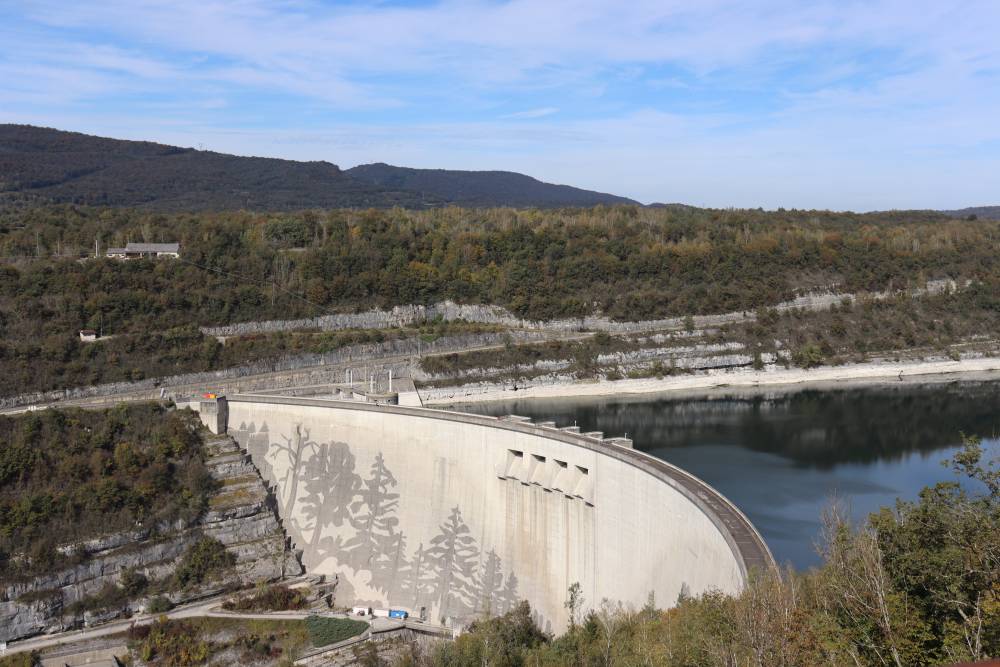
[173,537,235,588]
[132,618,212,666]
[223,583,310,612]
[792,343,826,368]
[305,615,368,647]
[146,595,173,614]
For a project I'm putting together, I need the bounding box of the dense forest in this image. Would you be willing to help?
[0,404,213,581]
[0,204,998,396]
[0,125,431,211]
[345,162,636,208]
[0,125,633,211]
[404,437,1000,666]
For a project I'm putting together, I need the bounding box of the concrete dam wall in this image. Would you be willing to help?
[208,395,771,631]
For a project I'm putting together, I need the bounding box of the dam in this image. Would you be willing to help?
[191,394,772,631]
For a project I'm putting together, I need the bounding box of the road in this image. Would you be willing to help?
[0,329,596,416]
[1,595,332,657]
[4,595,451,663]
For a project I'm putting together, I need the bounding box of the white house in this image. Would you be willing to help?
[106,242,180,260]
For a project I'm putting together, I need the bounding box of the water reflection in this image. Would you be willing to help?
[455,381,1000,568]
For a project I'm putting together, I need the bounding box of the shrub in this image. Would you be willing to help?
[173,537,235,588]
[305,616,368,647]
[792,343,826,368]
[133,618,212,667]
[223,583,310,612]
[146,595,173,614]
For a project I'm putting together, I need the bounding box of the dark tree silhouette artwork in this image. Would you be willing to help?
[268,424,318,521]
[380,530,410,601]
[342,452,400,576]
[243,421,274,480]
[473,549,506,617]
[298,440,362,561]
[232,430,524,624]
[496,571,520,614]
[406,541,435,611]
[426,506,480,623]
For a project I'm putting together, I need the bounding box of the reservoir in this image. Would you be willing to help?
[453,379,1000,569]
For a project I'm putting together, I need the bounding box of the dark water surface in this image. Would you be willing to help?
[453,381,1000,569]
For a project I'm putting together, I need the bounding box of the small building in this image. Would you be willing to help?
[106,242,180,260]
[79,329,98,342]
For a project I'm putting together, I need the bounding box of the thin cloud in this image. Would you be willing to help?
[503,107,559,119]
[2,0,999,209]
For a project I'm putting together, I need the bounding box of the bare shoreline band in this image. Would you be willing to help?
[424,357,1000,405]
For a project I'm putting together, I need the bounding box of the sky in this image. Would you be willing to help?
[1,0,999,210]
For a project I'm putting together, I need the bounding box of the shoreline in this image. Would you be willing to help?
[423,356,1000,406]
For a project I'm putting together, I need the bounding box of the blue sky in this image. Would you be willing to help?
[2,0,999,210]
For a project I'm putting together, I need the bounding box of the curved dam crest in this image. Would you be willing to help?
[195,395,771,630]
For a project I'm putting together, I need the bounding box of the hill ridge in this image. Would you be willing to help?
[0,125,636,211]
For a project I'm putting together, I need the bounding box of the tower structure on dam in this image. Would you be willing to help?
[189,394,772,631]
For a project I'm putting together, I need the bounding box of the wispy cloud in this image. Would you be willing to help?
[503,107,559,119]
[1,0,999,209]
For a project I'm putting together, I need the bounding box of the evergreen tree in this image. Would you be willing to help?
[406,541,435,614]
[497,571,520,615]
[382,530,410,601]
[473,549,505,617]
[268,424,317,520]
[426,506,480,623]
[341,452,400,578]
[298,441,361,560]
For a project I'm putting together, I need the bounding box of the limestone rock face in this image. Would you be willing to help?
[0,434,301,643]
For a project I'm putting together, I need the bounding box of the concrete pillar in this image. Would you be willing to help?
[198,397,229,434]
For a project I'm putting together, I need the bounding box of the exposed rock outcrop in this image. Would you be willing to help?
[0,434,301,642]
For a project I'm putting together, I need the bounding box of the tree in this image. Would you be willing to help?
[297,441,361,560]
[565,582,584,630]
[474,549,506,617]
[268,424,318,521]
[341,452,400,583]
[426,506,480,624]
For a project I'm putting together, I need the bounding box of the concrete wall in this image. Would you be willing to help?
[220,396,758,632]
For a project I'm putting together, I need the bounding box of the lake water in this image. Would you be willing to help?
[453,380,1000,569]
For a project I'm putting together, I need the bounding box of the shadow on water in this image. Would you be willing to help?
[456,381,1000,569]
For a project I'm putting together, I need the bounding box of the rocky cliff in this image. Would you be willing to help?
[0,432,302,642]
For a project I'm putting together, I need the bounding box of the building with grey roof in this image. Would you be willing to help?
[105,242,180,260]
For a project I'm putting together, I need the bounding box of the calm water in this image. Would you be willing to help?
[454,381,1000,569]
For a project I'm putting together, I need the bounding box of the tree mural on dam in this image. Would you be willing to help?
[343,452,400,573]
[299,441,360,555]
[233,420,521,625]
[426,506,480,621]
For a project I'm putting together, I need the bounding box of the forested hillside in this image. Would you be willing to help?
[0,125,634,211]
[0,204,997,396]
[0,125,432,211]
[945,205,1000,220]
[345,163,637,207]
[0,404,211,580]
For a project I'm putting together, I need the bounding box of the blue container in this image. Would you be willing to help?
[389,609,408,619]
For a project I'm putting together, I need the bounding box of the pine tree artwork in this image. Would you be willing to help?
[426,506,480,623]
[342,452,401,576]
[298,440,362,561]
